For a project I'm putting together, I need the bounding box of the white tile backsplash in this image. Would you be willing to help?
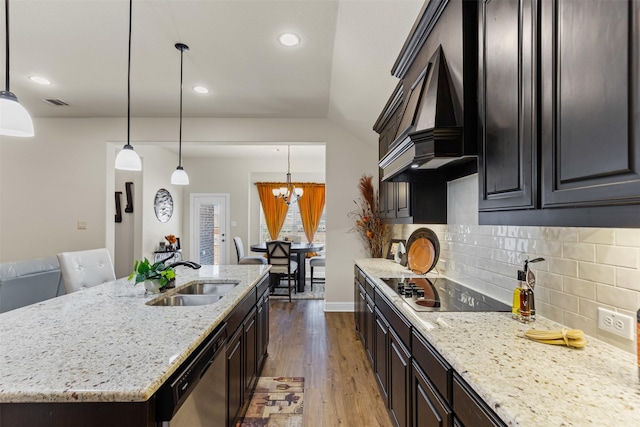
[393,174,640,354]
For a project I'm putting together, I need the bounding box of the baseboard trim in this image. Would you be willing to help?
[324,302,354,312]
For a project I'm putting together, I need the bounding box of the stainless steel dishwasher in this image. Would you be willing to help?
[156,324,227,426]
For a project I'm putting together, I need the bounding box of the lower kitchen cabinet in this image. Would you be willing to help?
[226,327,243,427]
[389,328,410,427]
[243,307,258,394]
[226,274,270,427]
[375,286,413,427]
[412,362,452,427]
[354,267,505,427]
[256,292,270,371]
[453,373,504,427]
[374,307,389,399]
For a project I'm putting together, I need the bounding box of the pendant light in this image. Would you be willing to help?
[115,0,142,171]
[170,43,189,185]
[0,0,34,137]
[272,145,303,205]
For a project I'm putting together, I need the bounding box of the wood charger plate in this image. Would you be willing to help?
[406,228,440,274]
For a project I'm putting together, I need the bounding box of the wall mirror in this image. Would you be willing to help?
[154,188,173,223]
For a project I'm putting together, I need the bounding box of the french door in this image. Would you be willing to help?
[190,194,229,265]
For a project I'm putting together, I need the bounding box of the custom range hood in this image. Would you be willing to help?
[379,46,474,181]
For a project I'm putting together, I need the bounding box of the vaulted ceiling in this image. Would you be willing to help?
[3,0,423,149]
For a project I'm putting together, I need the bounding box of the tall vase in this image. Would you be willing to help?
[144,279,163,294]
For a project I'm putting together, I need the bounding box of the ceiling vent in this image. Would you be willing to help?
[42,98,69,106]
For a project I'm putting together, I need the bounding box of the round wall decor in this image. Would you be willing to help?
[154,188,173,223]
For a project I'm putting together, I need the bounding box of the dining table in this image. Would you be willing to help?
[250,242,324,292]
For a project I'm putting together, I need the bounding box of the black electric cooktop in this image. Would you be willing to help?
[380,277,510,312]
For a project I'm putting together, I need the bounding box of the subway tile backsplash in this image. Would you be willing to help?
[393,174,640,354]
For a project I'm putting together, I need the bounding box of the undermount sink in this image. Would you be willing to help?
[148,294,222,307]
[177,282,239,296]
[146,281,240,307]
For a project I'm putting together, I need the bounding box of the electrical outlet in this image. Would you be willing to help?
[597,307,634,340]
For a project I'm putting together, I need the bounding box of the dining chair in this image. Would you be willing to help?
[309,255,325,291]
[233,237,267,265]
[265,241,298,302]
[57,248,116,294]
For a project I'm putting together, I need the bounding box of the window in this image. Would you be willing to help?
[259,203,326,244]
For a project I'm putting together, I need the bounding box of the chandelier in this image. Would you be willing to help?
[272,145,303,205]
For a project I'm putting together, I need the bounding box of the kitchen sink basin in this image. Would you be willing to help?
[147,281,240,307]
[147,294,223,307]
[177,282,239,296]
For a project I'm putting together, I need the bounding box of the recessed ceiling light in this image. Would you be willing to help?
[29,76,51,85]
[278,33,300,47]
[193,86,209,94]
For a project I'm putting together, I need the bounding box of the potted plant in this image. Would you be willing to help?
[128,258,176,293]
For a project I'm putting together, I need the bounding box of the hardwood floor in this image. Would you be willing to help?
[261,299,393,426]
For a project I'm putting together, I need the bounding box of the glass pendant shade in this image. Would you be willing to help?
[115,144,142,171]
[170,166,189,185]
[0,92,34,137]
[115,0,141,171]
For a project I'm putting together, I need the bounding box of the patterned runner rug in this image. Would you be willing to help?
[270,279,324,300]
[239,377,304,427]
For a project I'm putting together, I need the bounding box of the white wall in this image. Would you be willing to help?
[393,174,640,354]
[0,117,376,308]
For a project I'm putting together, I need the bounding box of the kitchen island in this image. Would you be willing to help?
[0,264,270,425]
[356,258,640,426]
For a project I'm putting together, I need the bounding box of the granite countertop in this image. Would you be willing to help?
[356,258,640,427]
[0,265,270,403]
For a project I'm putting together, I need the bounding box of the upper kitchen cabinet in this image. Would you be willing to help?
[374,0,479,224]
[479,0,640,227]
[478,0,536,211]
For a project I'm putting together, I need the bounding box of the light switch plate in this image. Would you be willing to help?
[597,307,634,340]
[77,221,87,230]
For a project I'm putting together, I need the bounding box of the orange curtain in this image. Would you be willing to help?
[298,183,325,244]
[256,182,289,240]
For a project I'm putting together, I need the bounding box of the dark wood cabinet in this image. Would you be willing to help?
[478,0,536,211]
[243,307,258,395]
[374,307,389,399]
[479,0,640,226]
[225,275,270,427]
[453,373,505,427]
[380,177,447,224]
[354,267,505,427]
[412,362,452,427]
[256,293,269,372]
[226,327,243,427]
[540,0,640,210]
[389,328,410,427]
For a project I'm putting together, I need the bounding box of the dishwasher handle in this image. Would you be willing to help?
[199,334,226,380]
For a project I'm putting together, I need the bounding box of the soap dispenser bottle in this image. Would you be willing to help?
[520,257,545,322]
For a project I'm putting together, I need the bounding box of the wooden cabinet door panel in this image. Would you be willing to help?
[374,309,389,400]
[384,182,397,218]
[541,0,640,207]
[412,363,452,427]
[365,296,375,364]
[389,330,410,427]
[396,182,411,218]
[479,0,536,211]
[226,329,243,427]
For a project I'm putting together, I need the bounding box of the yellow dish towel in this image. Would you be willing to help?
[525,328,587,349]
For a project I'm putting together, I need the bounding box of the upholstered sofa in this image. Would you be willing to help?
[0,256,65,313]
